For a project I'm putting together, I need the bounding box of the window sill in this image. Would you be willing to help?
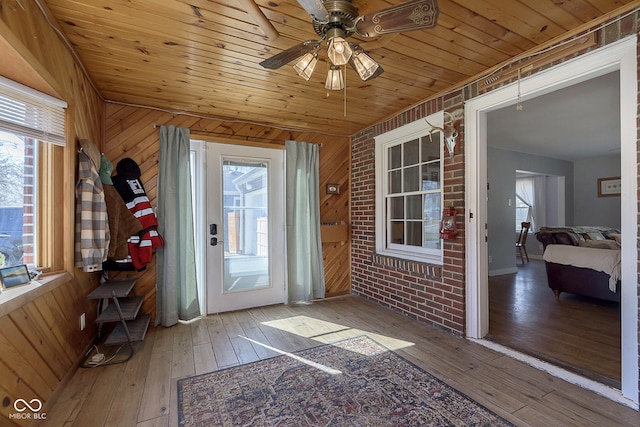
[377,248,443,265]
[0,271,72,318]
[372,253,442,279]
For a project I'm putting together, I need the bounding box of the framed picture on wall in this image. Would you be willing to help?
[597,176,621,197]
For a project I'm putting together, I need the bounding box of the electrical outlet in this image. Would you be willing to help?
[80,313,86,331]
[489,256,493,263]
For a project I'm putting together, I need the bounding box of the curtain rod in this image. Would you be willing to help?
[152,124,323,146]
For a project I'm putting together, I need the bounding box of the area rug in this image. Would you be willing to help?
[177,336,513,426]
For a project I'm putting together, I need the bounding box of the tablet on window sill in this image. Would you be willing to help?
[0,264,31,289]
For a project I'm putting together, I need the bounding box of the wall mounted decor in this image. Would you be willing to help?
[597,176,621,197]
[327,184,340,194]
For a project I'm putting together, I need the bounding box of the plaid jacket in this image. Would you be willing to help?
[74,151,110,272]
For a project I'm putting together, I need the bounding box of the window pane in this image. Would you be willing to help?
[403,139,419,166]
[422,163,440,190]
[390,221,404,244]
[403,165,419,192]
[422,133,440,162]
[515,197,530,229]
[389,170,401,194]
[389,196,404,219]
[389,145,401,169]
[406,195,421,219]
[406,221,422,246]
[0,131,30,267]
[222,159,269,292]
[423,193,441,249]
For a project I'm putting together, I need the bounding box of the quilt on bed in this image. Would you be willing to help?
[543,245,621,292]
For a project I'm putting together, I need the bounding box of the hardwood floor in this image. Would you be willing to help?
[488,260,621,388]
[43,296,639,426]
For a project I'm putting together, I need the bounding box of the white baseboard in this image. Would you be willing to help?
[471,339,638,410]
[488,267,518,276]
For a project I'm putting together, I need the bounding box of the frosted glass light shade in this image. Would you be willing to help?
[327,37,352,66]
[325,65,344,90]
[352,50,379,80]
[293,53,318,80]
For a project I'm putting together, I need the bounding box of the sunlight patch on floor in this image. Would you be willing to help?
[261,315,414,353]
[240,335,342,375]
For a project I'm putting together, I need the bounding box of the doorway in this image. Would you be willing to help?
[465,36,638,405]
[191,141,286,314]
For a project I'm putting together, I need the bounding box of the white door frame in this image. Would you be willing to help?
[465,36,638,405]
[190,140,287,315]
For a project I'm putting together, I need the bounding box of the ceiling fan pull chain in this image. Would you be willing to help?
[343,65,347,117]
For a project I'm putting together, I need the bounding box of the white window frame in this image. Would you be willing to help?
[375,112,444,264]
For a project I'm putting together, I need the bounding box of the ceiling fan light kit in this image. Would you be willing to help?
[351,49,379,80]
[327,33,353,65]
[325,65,345,90]
[259,0,439,89]
[294,52,319,80]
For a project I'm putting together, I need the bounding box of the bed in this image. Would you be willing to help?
[535,226,621,302]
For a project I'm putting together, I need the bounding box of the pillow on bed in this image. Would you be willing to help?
[608,233,622,244]
[579,239,620,249]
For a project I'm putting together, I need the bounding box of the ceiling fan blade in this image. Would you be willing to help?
[259,40,320,69]
[356,0,439,37]
[296,0,330,23]
[359,34,399,51]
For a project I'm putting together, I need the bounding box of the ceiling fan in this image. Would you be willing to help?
[259,0,439,88]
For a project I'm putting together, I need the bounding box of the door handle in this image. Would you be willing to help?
[210,237,223,246]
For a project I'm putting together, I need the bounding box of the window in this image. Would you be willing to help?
[0,77,66,271]
[0,131,32,267]
[375,114,443,263]
[515,196,531,230]
[515,174,545,232]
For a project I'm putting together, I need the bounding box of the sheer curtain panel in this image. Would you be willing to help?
[156,126,200,326]
[285,140,325,302]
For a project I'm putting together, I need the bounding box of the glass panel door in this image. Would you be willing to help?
[202,143,286,314]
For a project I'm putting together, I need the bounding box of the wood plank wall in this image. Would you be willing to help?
[0,3,349,422]
[104,103,351,323]
[0,1,104,425]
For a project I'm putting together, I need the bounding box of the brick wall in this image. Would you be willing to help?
[351,12,639,338]
[351,96,468,335]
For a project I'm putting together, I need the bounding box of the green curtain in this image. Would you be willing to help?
[156,126,200,326]
[285,140,325,302]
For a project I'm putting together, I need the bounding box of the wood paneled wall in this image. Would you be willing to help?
[0,3,348,422]
[0,1,104,425]
[104,103,351,322]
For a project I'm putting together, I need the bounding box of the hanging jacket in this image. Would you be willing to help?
[74,150,110,272]
[112,158,164,269]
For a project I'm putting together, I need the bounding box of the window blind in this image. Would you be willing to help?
[0,76,67,146]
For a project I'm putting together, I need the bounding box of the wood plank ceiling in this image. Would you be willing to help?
[41,0,637,136]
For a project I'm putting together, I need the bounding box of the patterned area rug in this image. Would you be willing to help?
[178,336,513,426]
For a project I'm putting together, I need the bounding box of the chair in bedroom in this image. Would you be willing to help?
[516,222,531,264]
